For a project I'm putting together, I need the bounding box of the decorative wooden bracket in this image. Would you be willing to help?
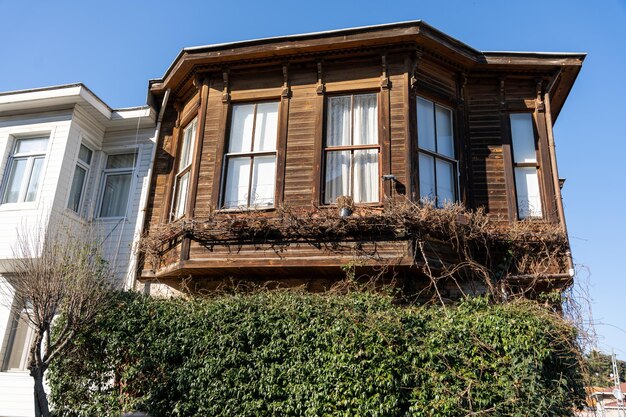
[410,50,423,91]
[381,54,390,89]
[457,72,467,106]
[174,101,183,128]
[535,78,545,112]
[281,63,291,98]
[499,77,506,110]
[221,68,230,104]
[316,61,325,95]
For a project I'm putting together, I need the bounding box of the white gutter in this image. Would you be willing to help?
[125,88,171,291]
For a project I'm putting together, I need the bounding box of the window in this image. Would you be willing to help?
[2,310,34,372]
[510,113,542,218]
[1,136,48,204]
[98,152,136,218]
[171,118,197,219]
[67,144,93,213]
[222,102,278,209]
[323,93,379,205]
[416,97,457,207]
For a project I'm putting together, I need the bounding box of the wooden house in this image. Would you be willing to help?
[140,21,584,296]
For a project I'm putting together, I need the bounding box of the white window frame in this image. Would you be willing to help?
[66,143,93,215]
[96,151,138,219]
[1,309,35,372]
[170,118,197,220]
[0,136,49,205]
[416,96,459,207]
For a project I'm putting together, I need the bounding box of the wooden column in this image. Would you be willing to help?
[455,72,472,208]
[160,102,183,224]
[408,51,422,201]
[311,61,325,206]
[210,68,231,210]
[380,53,392,201]
[499,77,518,221]
[275,63,291,206]
[533,79,557,221]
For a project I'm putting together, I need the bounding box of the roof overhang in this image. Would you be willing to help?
[149,20,584,122]
[0,83,156,130]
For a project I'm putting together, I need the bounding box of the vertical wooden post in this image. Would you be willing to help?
[408,50,422,201]
[311,61,325,206]
[380,53,392,201]
[210,68,231,210]
[160,102,182,224]
[275,63,290,206]
[499,77,518,221]
[533,79,557,221]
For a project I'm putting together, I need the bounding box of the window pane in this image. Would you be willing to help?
[24,157,44,202]
[2,159,27,203]
[353,94,378,145]
[78,144,93,165]
[173,172,189,218]
[510,113,537,163]
[6,312,32,371]
[253,102,279,152]
[250,156,276,207]
[353,149,379,203]
[327,96,352,147]
[229,104,255,153]
[223,157,251,208]
[180,118,197,169]
[436,159,455,207]
[15,137,47,154]
[419,153,435,203]
[106,153,136,169]
[417,97,436,152]
[99,173,132,217]
[515,167,543,218]
[67,165,87,212]
[324,151,350,204]
[436,105,454,158]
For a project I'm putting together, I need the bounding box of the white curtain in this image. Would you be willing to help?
[327,96,351,147]
[353,149,378,203]
[250,156,276,207]
[417,97,436,152]
[253,102,279,152]
[229,104,255,153]
[435,159,454,207]
[353,94,377,145]
[223,157,250,208]
[419,153,435,204]
[99,173,132,217]
[324,151,350,204]
[173,172,189,218]
[435,105,454,158]
[515,167,543,218]
[510,113,537,163]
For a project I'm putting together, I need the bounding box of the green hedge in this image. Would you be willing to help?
[49,291,584,416]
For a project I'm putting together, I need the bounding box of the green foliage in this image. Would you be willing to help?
[584,350,626,387]
[49,291,585,417]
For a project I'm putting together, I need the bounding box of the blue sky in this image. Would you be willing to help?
[1,0,624,358]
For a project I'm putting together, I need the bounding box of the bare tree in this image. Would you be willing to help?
[2,219,112,417]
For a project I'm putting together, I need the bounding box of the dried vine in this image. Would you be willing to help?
[138,200,570,301]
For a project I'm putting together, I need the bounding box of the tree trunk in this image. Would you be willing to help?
[31,367,50,417]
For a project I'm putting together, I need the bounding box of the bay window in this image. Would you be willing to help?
[1,136,48,204]
[98,152,136,218]
[171,118,197,219]
[417,97,457,207]
[67,144,93,213]
[222,102,278,209]
[510,113,543,218]
[323,93,379,205]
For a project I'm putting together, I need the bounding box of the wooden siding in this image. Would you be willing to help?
[143,48,565,282]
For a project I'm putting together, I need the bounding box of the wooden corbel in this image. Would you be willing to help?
[221,68,230,104]
[316,61,325,95]
[173,101,183,128]
[381,53,390,89]
[457,72,467,107]
[535,78,545,112]
[499,77,506,110]
[281,63,291,98]
[410,50,423,92]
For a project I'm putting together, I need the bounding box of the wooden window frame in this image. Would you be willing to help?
[66,143,93,215]
[506,112,546,220]
[96,152,138,219]
[415,95,459,207]
[219,100,281,210]
[321,91,382,206]
[170,117,197,220]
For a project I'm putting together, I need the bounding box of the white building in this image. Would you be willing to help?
[0,84,156,417]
